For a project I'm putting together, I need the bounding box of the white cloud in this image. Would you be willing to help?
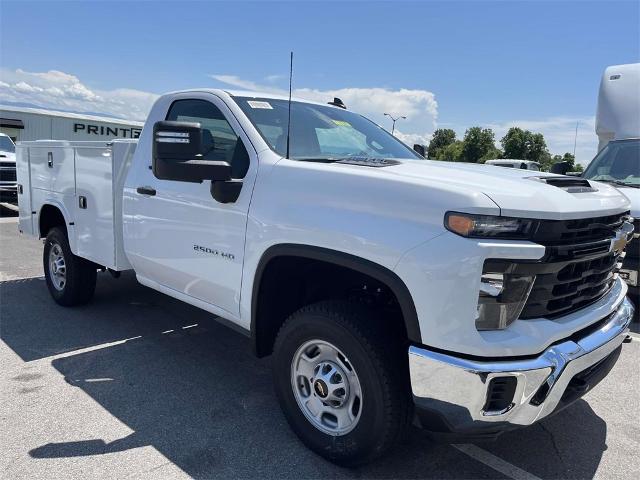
[209,74,439,146]
[483,116,597,165]
[0,68,157,121]
[264,74,285,83]
[0,68,598,164]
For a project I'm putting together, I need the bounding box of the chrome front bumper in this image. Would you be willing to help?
[408,297,634,436]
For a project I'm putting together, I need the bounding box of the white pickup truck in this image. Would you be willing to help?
[0,133,17,202]
[16,89,636,465]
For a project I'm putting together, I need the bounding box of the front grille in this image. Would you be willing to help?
[522,254,618,318]
[0,168,16,182]
[530,212,626,246]
[485,211,630,319]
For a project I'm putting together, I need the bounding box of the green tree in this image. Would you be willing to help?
[501,127,550,163]
[501,127,529,159]
[427,128,457,159]
[436,140,464,162]
[462,127,496,163]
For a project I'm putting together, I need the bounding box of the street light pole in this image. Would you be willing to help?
[384,113,406,136]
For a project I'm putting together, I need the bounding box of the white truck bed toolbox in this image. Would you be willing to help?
[16,140,137,271]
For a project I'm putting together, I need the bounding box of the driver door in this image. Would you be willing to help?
[130,93,256,317]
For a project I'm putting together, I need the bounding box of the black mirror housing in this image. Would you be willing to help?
[211,179,243,203]
[550,161,571,175]
[413,144,426,157]
[152,121,232,183]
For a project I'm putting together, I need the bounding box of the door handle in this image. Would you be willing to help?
[136,186,156,196]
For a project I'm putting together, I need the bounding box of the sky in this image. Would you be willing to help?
[0,0,638,164]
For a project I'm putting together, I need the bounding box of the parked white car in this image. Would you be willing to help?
[485,159,541,170]
[16,89,635,465]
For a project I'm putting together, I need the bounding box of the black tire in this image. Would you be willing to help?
[272,300,412,466]
[43,227,97,306]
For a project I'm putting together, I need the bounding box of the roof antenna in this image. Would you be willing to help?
[286,51,293,159]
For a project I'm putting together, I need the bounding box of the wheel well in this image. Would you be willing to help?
[251,246,421,357]
[39,204,67,238]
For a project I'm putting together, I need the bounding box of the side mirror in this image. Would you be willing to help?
[550,161,570,175]
[413,144,426,157]
[152,121,231,183]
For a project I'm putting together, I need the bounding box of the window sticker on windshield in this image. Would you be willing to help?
[333,120,352,127]
[247,100,273,109]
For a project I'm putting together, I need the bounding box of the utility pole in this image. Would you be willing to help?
[573,121,579,157]
[384,113,406,136]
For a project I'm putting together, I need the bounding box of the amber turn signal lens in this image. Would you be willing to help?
[446,214,475,236]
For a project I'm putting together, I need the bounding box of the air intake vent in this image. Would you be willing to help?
[534,177,597,193]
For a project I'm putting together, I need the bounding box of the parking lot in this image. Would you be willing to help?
[1,206,639,480]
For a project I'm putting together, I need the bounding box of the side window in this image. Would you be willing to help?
[166,99,249,178]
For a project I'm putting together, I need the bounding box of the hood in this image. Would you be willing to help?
[377,160,630,220]
[612,185,640,218]
[0,151,16,163]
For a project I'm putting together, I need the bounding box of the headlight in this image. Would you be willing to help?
[445,212,535,239]
[476,272,535,330]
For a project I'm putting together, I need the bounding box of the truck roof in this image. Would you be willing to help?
[162,88,343,109]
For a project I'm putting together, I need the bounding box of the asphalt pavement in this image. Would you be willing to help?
[1,206,639,479]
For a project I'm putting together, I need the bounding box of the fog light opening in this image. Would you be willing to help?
[476,272,536,331]
[482,376,517,415]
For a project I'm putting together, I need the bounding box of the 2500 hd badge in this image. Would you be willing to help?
[193,244,235,261]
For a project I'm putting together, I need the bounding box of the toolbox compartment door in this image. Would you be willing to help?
[74,145,116,268]
[16,145,34,236]
[28,146,75,194]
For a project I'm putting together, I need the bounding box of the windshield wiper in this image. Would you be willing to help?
[293,156,343,163]
[595,179,640,188]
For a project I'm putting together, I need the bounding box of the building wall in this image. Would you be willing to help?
[0,108,143,142]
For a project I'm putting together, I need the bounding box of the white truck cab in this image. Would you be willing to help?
[16,89,636,465]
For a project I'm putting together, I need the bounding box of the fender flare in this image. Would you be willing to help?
[250,244,422,353]
[38,200,73,234]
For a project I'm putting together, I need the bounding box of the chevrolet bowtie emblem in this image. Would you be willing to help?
[611,230,629,255]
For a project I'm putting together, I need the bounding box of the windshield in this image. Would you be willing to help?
[583,139,640,187]
[0,136,15,153]
[234,97,422,161]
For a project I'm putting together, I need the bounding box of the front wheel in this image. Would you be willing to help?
[43,227,97,306]
[272,300,411,466]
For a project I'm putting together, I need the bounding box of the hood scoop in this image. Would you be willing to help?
[335,157,401,168]
[531,176,597,193]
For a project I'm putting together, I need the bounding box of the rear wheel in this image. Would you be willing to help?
[43,227,97,306]
[273,300,411,466]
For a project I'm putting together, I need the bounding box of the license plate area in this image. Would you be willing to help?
[619,269,638,287]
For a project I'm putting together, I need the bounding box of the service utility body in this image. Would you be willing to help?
[16,89,636,466]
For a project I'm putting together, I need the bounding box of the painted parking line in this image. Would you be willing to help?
[453,444,543,480]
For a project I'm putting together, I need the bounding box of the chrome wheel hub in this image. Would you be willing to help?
[48,243,66,291]
[291,340,363,436]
